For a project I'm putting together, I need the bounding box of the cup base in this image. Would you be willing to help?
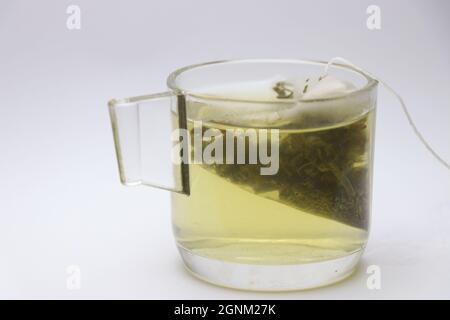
[178,246,362,291]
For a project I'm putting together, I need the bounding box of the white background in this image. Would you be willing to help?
[0,0,449,299]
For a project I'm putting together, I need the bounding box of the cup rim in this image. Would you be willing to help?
[166,58,378,104]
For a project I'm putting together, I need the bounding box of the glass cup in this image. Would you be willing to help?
[108,59,378,291]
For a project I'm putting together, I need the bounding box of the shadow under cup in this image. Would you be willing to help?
[109,59,378,291]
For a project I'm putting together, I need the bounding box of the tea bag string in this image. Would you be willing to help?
[324,57,450,171]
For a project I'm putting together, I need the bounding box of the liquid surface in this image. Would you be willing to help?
[172,110,374,265]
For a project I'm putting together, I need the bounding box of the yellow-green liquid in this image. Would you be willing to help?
[172,111,374,265]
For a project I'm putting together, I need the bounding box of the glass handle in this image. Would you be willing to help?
[108,92,190,195]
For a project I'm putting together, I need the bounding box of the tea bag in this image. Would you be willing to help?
[301,75,356,99]
[272,75,373,130]
[193,71,372,229]
[194,57,448,230]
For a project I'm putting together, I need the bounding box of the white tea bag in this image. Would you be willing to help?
[274,75,367,127]
[301,75,356,100]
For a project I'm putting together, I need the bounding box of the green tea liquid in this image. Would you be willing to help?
[172,110,374,265]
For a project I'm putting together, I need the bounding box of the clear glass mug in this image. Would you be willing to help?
[108,59,378,291]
